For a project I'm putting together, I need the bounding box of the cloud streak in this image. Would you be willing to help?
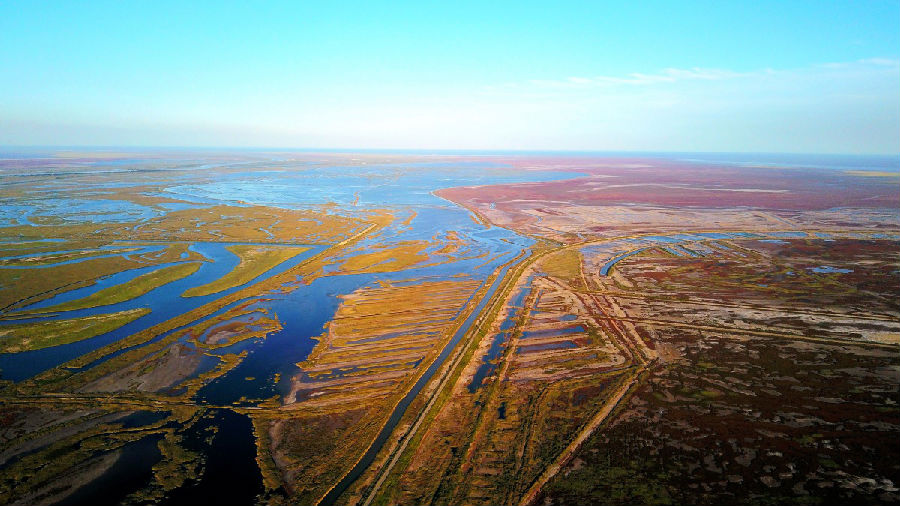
[491,58,899,91]
[467,58,900,153]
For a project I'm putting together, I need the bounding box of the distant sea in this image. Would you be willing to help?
[0,147,897,173]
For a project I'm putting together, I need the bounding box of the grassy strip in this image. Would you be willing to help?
[17,262,201,315]
[337,242,430,274]
[0,240,106,256]
[2,205,370,246]
[0,308,150,353]
[183,245,309,297]
[845,170,900,178]
[251,415,284,494]
[0,247,142,267]
[20,220,385,392]
[540,249,586,291]
[0,243,197,312]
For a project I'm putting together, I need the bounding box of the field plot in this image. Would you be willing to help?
[256,278,483,504]
[354,237,643,506]
[357,235,899,506]
[360,157,900,506]
[534,238,900,505]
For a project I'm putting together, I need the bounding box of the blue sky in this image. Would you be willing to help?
[1,1,898,153]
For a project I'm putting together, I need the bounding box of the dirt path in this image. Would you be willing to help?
[517,368,642,506]
[357,246,561,506]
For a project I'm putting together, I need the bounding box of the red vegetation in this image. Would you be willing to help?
[444,157,899,211]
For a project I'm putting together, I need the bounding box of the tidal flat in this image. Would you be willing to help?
[0,150,898,505]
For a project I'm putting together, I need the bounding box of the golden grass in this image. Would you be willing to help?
[845,170,900,178]
[295,279,480,404]
[0,240,105,256]
[25,216,383,392]
[0,247,142,267]
[0,243,200,311]
[2,204,368,245]
[183,245,309,297]
[19,262,201,315]
[130,205,363,244]
[540,249,586,290]
[0,308,150,353]
[337,241,430,274]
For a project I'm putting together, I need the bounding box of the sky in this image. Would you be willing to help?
[1,1,898,153]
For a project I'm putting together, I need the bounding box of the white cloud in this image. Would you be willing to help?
[464,58,900,153]
[514,66,751,89]
[857,57,900,66]
[495,59,898,92]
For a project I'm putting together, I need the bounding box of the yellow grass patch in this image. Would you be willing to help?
[183,245,309,297]
[0,308,150,353]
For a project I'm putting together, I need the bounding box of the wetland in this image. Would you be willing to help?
[1,150,897,505]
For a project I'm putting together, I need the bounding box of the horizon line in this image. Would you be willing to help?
[1,145,899,158]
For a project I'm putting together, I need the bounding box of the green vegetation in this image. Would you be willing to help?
[0,308,150,353]
[544,463,673,505]
[24,221,381,392]
[19,262,201,315]
[540,249,585,290]
[152,431,204,491]
[183,245,309,297]
[0,405,191,505]
[0,242,199,311]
